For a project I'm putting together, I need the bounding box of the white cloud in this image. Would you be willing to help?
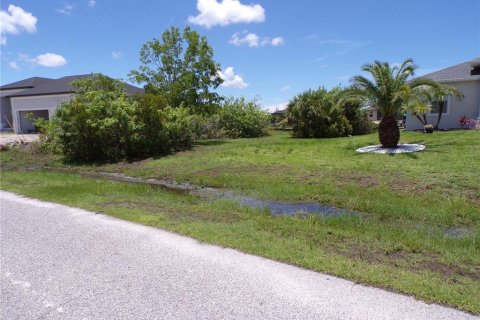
[35,53,67,67]
[188,0,265,28]
[218,67,248,89]
[271,37,284,46]
[56,3,74,15]
[265,102,287,112]
[229,31,284,47]
[9,61,20,70]
[281,85,290,92]
[229,31,259,47]
[0,4,37,45]
[88,0,96,8]
[112,51,123,59]
[20,53,67,67]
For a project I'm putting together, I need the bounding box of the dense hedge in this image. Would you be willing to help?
[287,87,371,138]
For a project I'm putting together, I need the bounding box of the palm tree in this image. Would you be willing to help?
[404,84,463,129]
[426,84,464,129]
[345,59,437,148]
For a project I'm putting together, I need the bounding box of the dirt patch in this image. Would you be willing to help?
[338,173,380,188]
[388,177,427,194]
[416,260,480,281]
[335,244,410,265]
[331,242,480,281]
[337,172,380,188]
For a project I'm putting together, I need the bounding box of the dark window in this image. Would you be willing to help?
[430,100,448,114]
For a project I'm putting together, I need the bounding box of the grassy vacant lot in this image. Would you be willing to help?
[1,130,479,313]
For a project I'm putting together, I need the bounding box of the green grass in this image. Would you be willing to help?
[1,130,479,313]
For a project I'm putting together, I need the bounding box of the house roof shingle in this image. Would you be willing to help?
[1,74,144,97]
[0,77,53,90]
[419,58,480,82]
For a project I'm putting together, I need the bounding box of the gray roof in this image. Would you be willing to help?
[2,74,144,97]
[0,77,53,90]
[419,58,480,82]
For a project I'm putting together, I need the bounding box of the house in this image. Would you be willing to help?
[366,106,382,122]
[0,75,143,133]
[405,58,480,130]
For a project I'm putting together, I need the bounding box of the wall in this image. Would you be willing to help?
[405,80,480,130]
[10,94,73,133]
[0,88,28,130]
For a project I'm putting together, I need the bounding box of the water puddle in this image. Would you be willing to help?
[93,172,358,218]
[218,193,356,218]
[443,227,473,239]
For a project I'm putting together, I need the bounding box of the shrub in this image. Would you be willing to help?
[52,76,141,162]
[134,93,195,155]
[343,101,373,135]
[458,115,469,128]
[218,97,270,138]
[287,88,352,138]
[39,74,195,163]
[191,114,228,139]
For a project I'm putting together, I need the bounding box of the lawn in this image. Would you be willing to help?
[1,130,479,313]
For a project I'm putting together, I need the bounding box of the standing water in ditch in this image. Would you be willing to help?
[95,172,359,218]
[217,193,358,218]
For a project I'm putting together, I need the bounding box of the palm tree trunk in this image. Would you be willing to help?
[434,101,444,130]
[416,115,427,125]
[379,115,400,148]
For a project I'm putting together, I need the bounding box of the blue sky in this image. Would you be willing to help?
[1,0,479,110]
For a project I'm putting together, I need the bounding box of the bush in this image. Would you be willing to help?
[343,101,373,135]
[39,74,195,163]
[287,88,352,138]
[191,114,228,139]
[134,93,195,155]
[218,97,270,138]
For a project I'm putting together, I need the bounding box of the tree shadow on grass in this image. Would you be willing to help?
[194,139,229,147]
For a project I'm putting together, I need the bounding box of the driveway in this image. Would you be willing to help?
[0,133,39,148]
[1,191,477,320]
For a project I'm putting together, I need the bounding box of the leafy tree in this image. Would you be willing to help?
[129,26,223,114]
[345,59,436,147]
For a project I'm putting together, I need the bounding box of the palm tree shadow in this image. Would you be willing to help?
[387,152,419,159]
[403,152,419,159]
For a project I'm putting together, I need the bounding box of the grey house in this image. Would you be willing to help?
[0,75,143,133]
[405,58,480,130]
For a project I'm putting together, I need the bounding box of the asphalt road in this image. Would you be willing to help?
[1,190,477,320]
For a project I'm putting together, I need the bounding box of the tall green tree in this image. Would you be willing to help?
[345,59,436,148]
[129,26,223,114]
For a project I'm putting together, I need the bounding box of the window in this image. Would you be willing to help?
[430,100,448,114]
[369,111,374,117]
